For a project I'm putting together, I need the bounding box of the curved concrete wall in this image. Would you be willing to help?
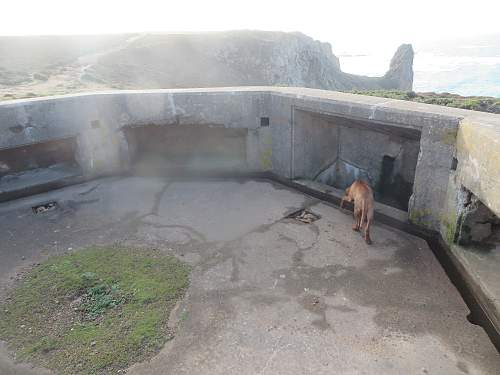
[1,87,499,237]
[0,89,270,176]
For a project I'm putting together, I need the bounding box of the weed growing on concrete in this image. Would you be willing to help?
[0,246,190,375]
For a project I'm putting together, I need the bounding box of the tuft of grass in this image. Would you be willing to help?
[0,246,190,375]
[80,282,125,320]
[348,90,500,114]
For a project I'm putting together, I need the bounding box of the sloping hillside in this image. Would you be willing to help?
[0,31,413,100]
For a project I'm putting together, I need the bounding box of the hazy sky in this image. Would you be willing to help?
[2,0,499,53]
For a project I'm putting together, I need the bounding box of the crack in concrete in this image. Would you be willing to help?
[2,178,498,374]
[258,336,292,375]
[196,200,324,288]
[137,220,207,243]
[195,200,323,286]
[151,181,172,216]
[78,183,100,196]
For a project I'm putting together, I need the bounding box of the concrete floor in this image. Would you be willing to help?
[0,177,498,375]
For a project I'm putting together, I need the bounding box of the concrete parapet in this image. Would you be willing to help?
[0,87,499,235]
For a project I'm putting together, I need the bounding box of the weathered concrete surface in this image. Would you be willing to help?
[449,240,500,338]
[0,163,81,196]
[0,89,270,178]
[441,113,500,328]
[456,118,500,217]
[440,172,500,337]
[0,178,498,375]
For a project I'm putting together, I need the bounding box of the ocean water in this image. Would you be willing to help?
[339,48,500,98]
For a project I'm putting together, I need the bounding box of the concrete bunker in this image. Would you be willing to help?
[0,89,500,358]
[123,124,248,175]
[293,109,421,211]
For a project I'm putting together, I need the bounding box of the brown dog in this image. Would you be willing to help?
[340,180,374,244]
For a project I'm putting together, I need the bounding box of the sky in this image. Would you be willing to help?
[2,0,500,54]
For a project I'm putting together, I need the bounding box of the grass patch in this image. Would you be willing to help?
[348,90,500,114]
[0,246,190,375]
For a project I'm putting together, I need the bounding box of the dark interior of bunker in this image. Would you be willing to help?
[0,137,82,192]
[455,187,500,248]
[293,110,422,211]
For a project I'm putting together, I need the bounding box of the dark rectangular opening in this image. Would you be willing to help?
[0,137,79,176]
[123,124,248,175]
[0,137,82,201]
[293,110,422,211]
[456,187,500,248]
[260,117,270,127]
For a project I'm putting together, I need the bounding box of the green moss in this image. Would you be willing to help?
[348,90,500,114]
[260,147,273,170]
[441,215,458,245]
[259,135,273,171]
[409,208,433,226]
[441,128,458,145]
[0,246,190,375]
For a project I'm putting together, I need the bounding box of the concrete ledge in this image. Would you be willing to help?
[268,174,435,240]
[292,178,408,223]
[0,164,83,203]
[448,243,500,336]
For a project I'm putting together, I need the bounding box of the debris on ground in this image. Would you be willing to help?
[288,209,320,224]
[32,201,58,214]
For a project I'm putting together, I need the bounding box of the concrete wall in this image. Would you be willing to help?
[1,87,499,238]
[266,89,461,230]
[440,115,500,244]
[292,110,340,180]
[0,89,270,177]
[292,109,420,210]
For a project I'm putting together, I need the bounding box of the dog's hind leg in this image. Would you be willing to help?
[364,210,373,245]
[352,206,361,231]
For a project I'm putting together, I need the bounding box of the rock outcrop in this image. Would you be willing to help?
[87,31,414,91]
[383,44,414,91]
